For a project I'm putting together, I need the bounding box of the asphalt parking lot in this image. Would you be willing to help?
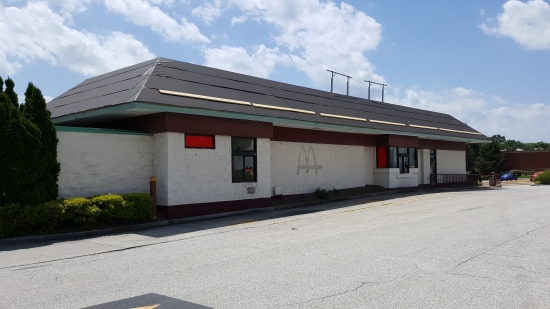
[1,185,549,309]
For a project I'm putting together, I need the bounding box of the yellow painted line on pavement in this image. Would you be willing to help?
[227,219,258,226]
[131,305,160,309]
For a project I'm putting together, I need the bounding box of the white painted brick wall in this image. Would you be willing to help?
[365,147,375,185]
[437,150,466,174]
[419,149,431,184]
[57,131,153,198]
[270,141,366,195]
[157,133,271,206]
[374,168,420,188]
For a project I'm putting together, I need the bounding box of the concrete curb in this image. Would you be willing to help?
[0,186,480,246]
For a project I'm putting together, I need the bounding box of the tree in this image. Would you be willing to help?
[4,77,18,108]
[0,88,46,206]
[474,141,509,174]
[22,83,61,201]
[491,134,506,145]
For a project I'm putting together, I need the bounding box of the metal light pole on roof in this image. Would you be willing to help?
[365,80,388,102]
[327,70,352,96]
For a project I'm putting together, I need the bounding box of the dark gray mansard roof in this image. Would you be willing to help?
[48,57,490,143]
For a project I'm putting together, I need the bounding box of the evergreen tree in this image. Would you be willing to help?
[22,83,61,201]
[0,91,46,206]
[474,141,509,174]
[4,77,18,108]
[0,76,3,92]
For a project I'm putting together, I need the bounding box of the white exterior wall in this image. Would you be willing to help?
[374,168,420,188]
[156,133,271,206]
[270,141,366,195]
[419,149,431,185]
[57,131,153,198]
[364,147,375,185]
[437,150,466,174]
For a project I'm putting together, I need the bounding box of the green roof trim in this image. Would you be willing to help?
[55,126,153,136]
[51,102,490,143]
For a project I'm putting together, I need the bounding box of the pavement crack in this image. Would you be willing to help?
[451,222,550,270]
[446,272,550,285]
[291,273,414,306]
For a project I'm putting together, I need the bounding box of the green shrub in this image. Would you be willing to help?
[0,193,153,239]
[535,170,550,184]
[510,170,522,177]
[92,194,128,223]
[61,198,101,228]
[315,188,330,199]
[0,201,63,238]
[121,193,153,223]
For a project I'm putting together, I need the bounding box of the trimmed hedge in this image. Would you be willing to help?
[0,193,153,239]
[535,170,550,185]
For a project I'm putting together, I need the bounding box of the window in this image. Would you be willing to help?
[231,137,256,182]
[185,135,215,149]
[388,147,398,168]
[376,147,418,173]
[408,148,417,168]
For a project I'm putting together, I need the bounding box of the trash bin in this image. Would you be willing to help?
[489,175,495,186]
[495,174,501,187]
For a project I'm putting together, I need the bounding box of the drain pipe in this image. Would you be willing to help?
[150,176,157,219]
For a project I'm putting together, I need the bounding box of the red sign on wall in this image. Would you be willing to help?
[185,135,215,149]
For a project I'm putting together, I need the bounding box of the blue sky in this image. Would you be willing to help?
[1,0,549,142]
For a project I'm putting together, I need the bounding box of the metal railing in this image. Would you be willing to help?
[430,174,479,187]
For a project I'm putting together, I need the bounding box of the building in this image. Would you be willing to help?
[48,57,490,219]
[502,150,550,171]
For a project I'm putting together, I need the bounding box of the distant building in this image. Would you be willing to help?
[502,150,550,171]
[48,58,489,219]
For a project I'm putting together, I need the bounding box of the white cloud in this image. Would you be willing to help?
[192,0,224,24]
[204,44,291,78]
[37,0,91,13]
[0,53,22,76]
[231,15,247,25]
[104,0,210,43]
[480,9,485,16]
[0,1,155,76]
[388,87,550,142]
[203,0,384,90]
[480,0,550,50]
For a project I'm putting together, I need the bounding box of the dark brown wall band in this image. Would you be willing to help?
[272,126,376,146]
[97,112,273,139]
[97,112,467,151]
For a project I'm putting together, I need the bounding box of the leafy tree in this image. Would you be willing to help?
[0,89,47,206]
[4,77,18,108]
[491,134,506,145]
[474,141,509,174]
[22,83,61,201]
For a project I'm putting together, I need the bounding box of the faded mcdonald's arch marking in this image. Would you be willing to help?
[297,146,322,175]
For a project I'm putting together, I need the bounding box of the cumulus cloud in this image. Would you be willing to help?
[0,1,155,76]
[202,0,384,89]
[104,0,210,43]
[204,45,291,78]
[480,0,550,50]
[192,0,224,24]
[388,87,550,142]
